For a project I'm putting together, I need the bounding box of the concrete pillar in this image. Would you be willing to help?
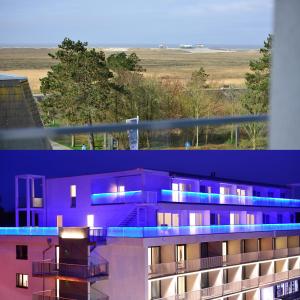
[26,177,30,226]
[15,176,19,226]
[270,0,300,149]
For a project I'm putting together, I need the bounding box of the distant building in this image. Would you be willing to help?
[0,74,51,149]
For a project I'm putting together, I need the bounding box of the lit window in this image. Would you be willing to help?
[172,183,179,191]
[189,213,196,226]
[119,186,125,194]
[16,273,28,289]
[70,185,76,197]
[87,214,94,227]
[70,185,76,208]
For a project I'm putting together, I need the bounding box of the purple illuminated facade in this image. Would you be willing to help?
[2,168,300,300]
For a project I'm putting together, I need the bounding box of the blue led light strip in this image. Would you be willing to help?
[91,190,142,199]
[161,189,300,207]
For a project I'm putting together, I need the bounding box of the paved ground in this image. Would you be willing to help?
[50,140,71,150]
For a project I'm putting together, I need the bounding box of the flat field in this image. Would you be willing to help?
[0,48,260,93]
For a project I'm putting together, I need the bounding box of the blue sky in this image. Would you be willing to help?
[0,0,274,46]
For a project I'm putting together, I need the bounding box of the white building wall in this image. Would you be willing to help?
[93,238,148,300]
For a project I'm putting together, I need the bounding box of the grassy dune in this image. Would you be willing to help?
[0,48,259,93]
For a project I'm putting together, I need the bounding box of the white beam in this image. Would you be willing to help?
[270,0,300,149]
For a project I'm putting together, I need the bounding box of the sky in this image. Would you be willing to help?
[0,150,300,211]
[0,0,274,46]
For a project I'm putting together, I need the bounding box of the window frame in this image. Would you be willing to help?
[16,245,28,260]
[16,273,29,289]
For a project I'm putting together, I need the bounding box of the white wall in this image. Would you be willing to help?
[93,238,147,300]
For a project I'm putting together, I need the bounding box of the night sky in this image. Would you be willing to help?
[0,150,300,211]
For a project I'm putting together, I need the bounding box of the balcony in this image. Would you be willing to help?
[148,247,300,278]
[91,191,157,205]
[161,190,300,208]
[90,189,300,208]
[157,269,300,300]
[106,224,300,238]
[32,260,108,281]
[32,289,109,300]
[32,290,76,300]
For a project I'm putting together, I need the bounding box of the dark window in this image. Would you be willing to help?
[201,272,209,288]
[16,245,28,260]
[268,192,274,198]
[71,197,76,208]
[280,192,286,198]
[16,273,28,288]
[263,214,270,224]
[200,185,206,193]
[277,214,283,224]
[290,214,295,223]
[253,190,261,197]
[210,213,216,225]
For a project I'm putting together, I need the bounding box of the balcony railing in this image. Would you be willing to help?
[148,247,300,278]
[91,191,158,205]
[32,259,108,281]
[32,289,109,300]
[89,188,300,208]
[32,290,76,300]
[161,190,300,208]
[157,269,300,300]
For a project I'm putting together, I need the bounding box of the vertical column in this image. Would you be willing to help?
[15,176,19,226]
[26,177,31,226]
[42,176,46,226]
[270,0,300,149]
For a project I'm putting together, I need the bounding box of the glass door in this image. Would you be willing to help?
[176,244,186,270]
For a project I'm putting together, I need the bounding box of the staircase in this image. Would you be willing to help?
[118,208,138,226]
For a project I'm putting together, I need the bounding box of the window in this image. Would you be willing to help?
[87,214,94,227]
[200,185,206,193]
[56,215,63,227]
[119,185,125,194]
[16,245,28,260]
[263,214,270,224]
[253,190,261,197]
[268,191,274,198]
[70,185,76,208]
[16,273,28,288]
[189,212,203,226]
[280,192,286,198]
[157,212,179,226]
[230,212,240,225]
[290,214,295,223]
[151,280,161,299]
[210,213,221,225]
[277,214,283,224]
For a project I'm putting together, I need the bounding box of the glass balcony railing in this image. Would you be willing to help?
[32,259,109,281]
[90,189,300,208]
[91,191,158,205]
[105,223,300,238]
[161,190,300,208]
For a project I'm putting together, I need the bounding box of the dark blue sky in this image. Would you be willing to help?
[0,151,300,211]
[0,0,273,46]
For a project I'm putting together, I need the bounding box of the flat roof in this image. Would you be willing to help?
[0,74,27,81]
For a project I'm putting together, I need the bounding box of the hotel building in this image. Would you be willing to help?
[1,168,300,300]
